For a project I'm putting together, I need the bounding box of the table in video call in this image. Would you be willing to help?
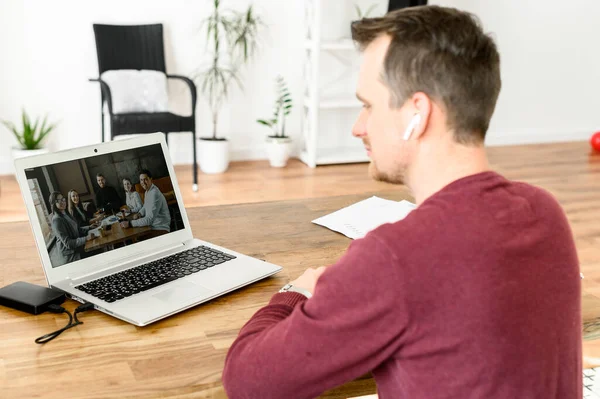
[84,212,152,252]
[0,190,596,398]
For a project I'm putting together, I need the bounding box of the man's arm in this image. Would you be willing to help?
[222,235,409,399]
[131,190,156,227]
[53,218,86,249]
[95,191,104,210]
[108,187,122,211]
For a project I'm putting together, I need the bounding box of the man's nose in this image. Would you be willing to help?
[352,108,367,138]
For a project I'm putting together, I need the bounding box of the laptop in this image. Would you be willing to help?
[14,133,282,326]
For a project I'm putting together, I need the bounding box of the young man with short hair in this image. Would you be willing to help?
[222,6,581,398]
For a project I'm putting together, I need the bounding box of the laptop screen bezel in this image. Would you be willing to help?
[14,133,193,285]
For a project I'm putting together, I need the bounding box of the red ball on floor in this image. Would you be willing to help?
[592,132,600,152]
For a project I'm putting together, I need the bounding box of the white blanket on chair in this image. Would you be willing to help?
[101,69,169,114]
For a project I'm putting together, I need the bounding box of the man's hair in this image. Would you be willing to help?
[139,169,153,179]
[351,5,501,144]
[96,173,104,179]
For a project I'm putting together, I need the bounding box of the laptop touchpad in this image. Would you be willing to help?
[152,280,214,303]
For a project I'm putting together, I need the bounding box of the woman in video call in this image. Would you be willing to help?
[122,178,143,213]
[67,189,93,228]
[50,191,91,266]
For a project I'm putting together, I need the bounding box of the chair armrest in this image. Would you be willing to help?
[166,75,197,116]
[88,78,114,114]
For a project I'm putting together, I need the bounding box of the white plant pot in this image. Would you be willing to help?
[266,137,292,168]
[198,139,229,174]
[10,147,49,173]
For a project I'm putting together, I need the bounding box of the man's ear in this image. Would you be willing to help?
[407,92,432,141]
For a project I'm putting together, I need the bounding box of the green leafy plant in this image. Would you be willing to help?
[197,0,264,140]
[257,75,293,138]
[1,109,57,150]
[354,3,378,19]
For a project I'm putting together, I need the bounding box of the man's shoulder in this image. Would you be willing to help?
[367,203,445,251]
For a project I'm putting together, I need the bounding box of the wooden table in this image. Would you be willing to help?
[1,192,415,399]
[84,216,151,252]
[0,189,596,398]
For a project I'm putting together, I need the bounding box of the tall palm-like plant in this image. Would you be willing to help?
[197,0,264,140]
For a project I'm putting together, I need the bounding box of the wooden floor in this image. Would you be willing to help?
[1,141,600,365]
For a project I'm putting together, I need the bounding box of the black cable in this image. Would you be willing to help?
[35,302,95,344]
[73,302,95,325]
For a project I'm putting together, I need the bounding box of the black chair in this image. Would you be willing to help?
[388,0,428,12]
[90,23,198,191]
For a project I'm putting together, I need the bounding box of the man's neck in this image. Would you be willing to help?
[408,140,490,205]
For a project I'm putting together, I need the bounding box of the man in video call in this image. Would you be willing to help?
[222,5,581,399]
[95,173,122,213]
[120,169,171,238]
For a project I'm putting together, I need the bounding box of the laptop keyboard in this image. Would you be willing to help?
[74,245,236,303]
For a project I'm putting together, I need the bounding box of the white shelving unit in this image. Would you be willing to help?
[300,0,369,168]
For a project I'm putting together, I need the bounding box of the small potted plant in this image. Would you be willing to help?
[354,3,378,19]
[2,109,57,173]
[195,0,264,174]
[257,75,293,168]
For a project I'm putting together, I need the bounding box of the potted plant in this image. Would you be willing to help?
[354,3,378,19]
[257,75,293,168]
[2,109,57,173]
[195,0,264,174]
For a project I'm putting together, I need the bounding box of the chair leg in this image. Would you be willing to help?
[101,110,105,142]
[192,128,198,192]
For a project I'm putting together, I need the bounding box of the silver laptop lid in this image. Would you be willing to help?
[14,133,193,286]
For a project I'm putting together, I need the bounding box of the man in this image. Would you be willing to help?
[222,6,581,399]
[95,173,122,213]
[120,169,170,238]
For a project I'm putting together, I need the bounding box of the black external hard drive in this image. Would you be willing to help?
[0,281,66,315]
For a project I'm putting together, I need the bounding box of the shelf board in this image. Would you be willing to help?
[300,147,369,166]
[305,38,356,50]
[304,96,362,109]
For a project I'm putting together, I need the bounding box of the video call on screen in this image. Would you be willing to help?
[25,144,185,268]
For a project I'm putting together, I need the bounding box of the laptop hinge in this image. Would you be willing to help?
[71,241,186,283]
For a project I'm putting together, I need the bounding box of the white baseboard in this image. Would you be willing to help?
[0,155,13,176]
[485,129,593,146]
[168,145,299,165]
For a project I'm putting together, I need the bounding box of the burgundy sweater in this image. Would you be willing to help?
[223,172,581,399]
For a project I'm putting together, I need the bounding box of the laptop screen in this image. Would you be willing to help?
[24,143,185,268]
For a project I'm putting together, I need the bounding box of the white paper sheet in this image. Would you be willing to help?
[312,196,416,239]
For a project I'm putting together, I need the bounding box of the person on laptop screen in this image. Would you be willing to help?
[120,169,171,238]
[95,173,122,213]
[49,191,92,266]
[222,6,581,399]
[122,177,143,213]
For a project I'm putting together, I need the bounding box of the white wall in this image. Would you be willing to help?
[0,0,305,174]
[1,0,599,174]
[432,0,600,145]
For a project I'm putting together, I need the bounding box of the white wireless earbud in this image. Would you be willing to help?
[402,113,421,141]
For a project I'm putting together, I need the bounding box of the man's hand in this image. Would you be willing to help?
[289,266,327,296]
[120,220,130,229]
[132,213,140,220]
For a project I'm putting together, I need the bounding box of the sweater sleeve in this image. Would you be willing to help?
[131,192,143,213]
[131,189,156,228]
[53,218,86,249]
[222,234,409,399]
